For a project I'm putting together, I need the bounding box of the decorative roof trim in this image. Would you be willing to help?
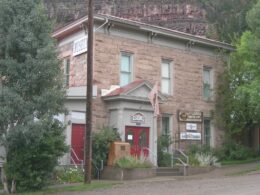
[52,14,234,51]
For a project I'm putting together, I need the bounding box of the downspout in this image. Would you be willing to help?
[94,18,108,32]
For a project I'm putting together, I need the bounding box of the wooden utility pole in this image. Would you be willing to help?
[85,0,94,184]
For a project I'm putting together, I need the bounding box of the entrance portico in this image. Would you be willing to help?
[103,80,165,165]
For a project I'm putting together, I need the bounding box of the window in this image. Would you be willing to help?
[161,115,172,152]
[161,60,172,94]
[203,68,213,100]
[204,119,211,146]
[63,58,70,87]
[162,116,170,136]
[120,53,133,86]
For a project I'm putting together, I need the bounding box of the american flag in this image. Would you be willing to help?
[148,82,160,117]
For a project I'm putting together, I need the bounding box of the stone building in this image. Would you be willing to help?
[52,14,233,166]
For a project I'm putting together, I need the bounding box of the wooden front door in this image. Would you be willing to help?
[125,126,149,157]
[71,124,85,164]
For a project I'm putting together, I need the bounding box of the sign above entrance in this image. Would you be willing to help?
[131,112,145,125]
[180,132,201,140]
[178,111,203,122]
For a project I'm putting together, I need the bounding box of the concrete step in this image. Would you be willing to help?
[155,167,183,176]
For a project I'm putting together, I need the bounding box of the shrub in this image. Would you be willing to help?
[214,141,255,161]
[157,135,173,167]
[115,156,153,169]
[186,144,218,166]
[195,153,218,166]
[54,167,83,183]
[5,119,68,192]
[92,126,120,171]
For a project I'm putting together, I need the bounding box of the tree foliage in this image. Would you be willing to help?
[92,126,120,170]
[216,1,260,144]
[4,119,67,191]
[0,0,67,192]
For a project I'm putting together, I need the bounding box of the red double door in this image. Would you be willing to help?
[125,126,149,157]
[71,124,85,164]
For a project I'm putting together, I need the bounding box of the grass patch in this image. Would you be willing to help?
[0,182,118,195]
[221,157,260,165]
[256,164,260,170]
[227,169,256,176]
[227,163,260,176]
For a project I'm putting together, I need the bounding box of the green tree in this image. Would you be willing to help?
[0,0,67,192]
[92,126,120,171]
[216,1,260,145]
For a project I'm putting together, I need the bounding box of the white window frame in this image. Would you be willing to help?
[203,67,213,101]
[63,57,70,87]
[120,52,133,86]
[161,60,172,95]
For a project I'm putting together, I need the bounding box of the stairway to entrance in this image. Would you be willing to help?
[155,166,184,176]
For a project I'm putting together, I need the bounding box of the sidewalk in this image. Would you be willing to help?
[97,161,260,185]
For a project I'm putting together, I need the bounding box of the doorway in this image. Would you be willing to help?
[71,124,85,164]
[125,126,149,157]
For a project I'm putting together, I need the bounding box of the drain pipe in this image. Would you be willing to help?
[94,18,108,32]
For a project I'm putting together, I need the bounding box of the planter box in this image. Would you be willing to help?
[101,166,155,180]
[181,166,214,175]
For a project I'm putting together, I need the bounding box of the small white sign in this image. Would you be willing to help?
[127,135,133,140]
[180,132,201,140]
[73,36,88,56]
[186,123,197,131]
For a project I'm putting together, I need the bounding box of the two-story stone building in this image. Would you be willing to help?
[52,14,234,166]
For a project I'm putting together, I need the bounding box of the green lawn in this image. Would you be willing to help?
[227,163,260,176]
[0,182,119,195]
[221,156,260,165]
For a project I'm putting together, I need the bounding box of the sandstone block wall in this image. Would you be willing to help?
[57,29,225,147]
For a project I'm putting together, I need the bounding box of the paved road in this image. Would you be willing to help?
[60,162,260,195]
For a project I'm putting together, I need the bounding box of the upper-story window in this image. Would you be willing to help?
[120,52,133,86]
[161,60,172,94]
[203,67,213,100]
[63,58,70,87]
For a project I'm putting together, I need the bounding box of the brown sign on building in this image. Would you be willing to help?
[178,111,203,122]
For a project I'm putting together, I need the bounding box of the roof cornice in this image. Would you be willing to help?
[52,14,234,51]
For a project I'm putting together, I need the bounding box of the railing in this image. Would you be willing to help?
[70,148,84,169]
[142,147,157,166]
[172,148,189,176]
[70,148,104,179]
[92,160,103,180]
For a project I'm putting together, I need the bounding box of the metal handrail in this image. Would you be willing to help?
[171,148,189,176]
[172,148,189,166]
[92,160,103,180]
[70,147,84,169]
[177,149,189,165]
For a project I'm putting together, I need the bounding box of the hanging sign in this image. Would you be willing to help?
[131,112,145,124]
[186,123,197,131]
[73,36,88,56]
[180,132,201,140]
[179,111,203,122]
